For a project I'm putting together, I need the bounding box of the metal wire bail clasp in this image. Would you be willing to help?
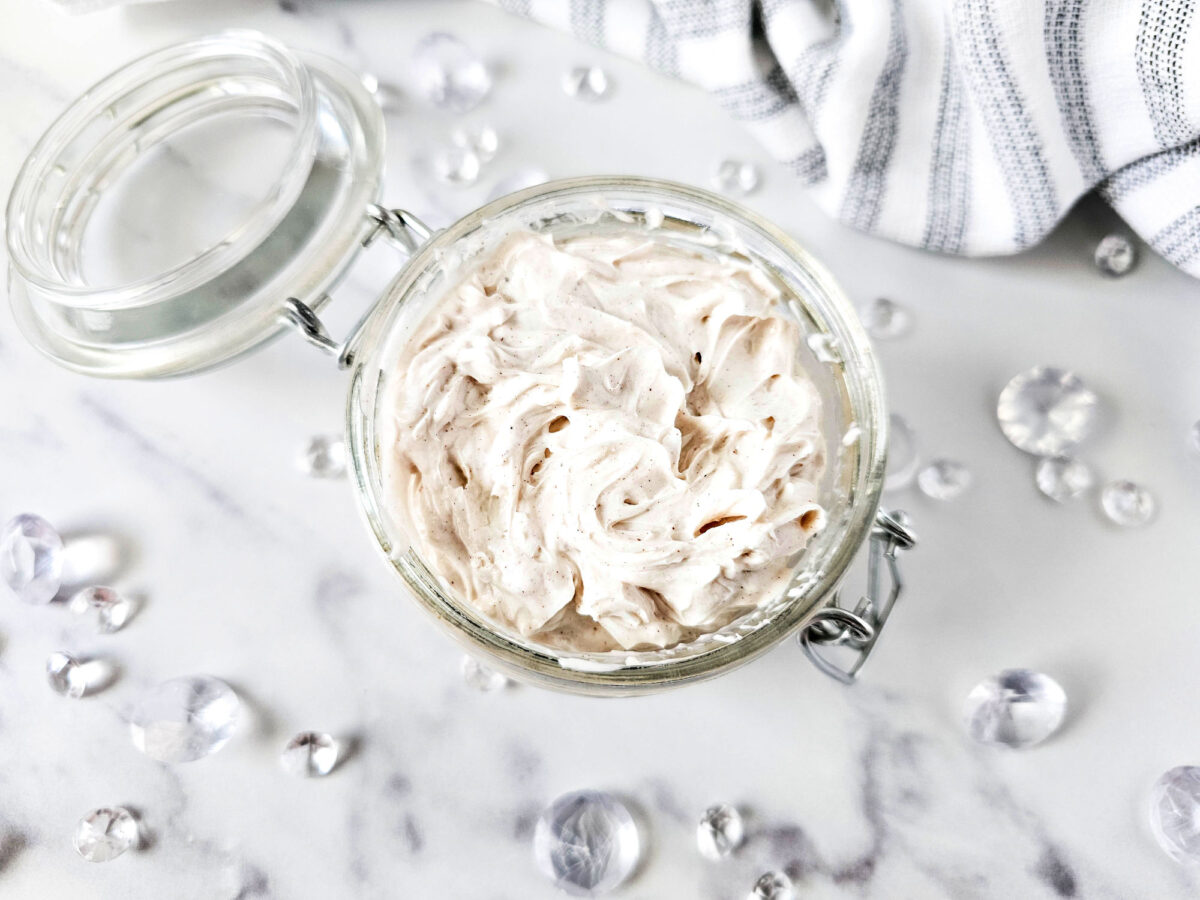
[280,205,434,369]
[799,508,917,684]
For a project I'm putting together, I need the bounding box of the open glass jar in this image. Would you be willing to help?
[6,32,914,695]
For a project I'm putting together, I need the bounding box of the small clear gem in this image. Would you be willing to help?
[298,435,346,479]
[917,459,971,500]
[69,585,132,633]
[129,676,240,763]
[280,732,340,777]
[1035,456,1094,503]
[748,871,795,900]
[412,32,492,113]
[74,807,138,862]
[1,513,64,604]
[885,413,919,492]
[452,125,499,163]
[1150,766,1200,864]
[696,804,744,861]
[1094,234,1137,277]
[858,297,910,340]
[712,159,760,195]
[964,669,1066,748]
[47,651,90,699]
[487,167,550,203]
[562,66,610,101]
[997,366,1098,457]
[533,790,640,896]
[461,655,509,692]
[432,145,482,186]
[1100,480,1156,527]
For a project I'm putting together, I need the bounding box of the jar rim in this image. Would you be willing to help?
[5,30,319,307]
[5,31,386,379]
[347,176,888,694]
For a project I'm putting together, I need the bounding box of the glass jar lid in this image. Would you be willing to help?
[5,31,385,377]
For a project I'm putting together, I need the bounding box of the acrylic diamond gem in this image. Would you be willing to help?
[1100,480,1156,527]
[461,655,509,692]
[997,367,1098,457]
[533,790,640,896]
[47,651,90,699]
[562,66,610,101]
[1035,456,1094,503]
[74,807,138,862]
[1,513,64,604]
[712,159,760,195]
[1150,766,1200,864]
[129,676,240,763]
[280,732,340,777]
[917,459,971,500]
[748,871,795,900]
[69,585,132,634]
[885,413,919,492]
[1094,234,1137,277]
[858,297,911,340]
[432,145,482,186]
[412,33,492,113]
[697,804,744,861]
[452,125,499,163]
[964,669,1066,749]
[298,435,346,479]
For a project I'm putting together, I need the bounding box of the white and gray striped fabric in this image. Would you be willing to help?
[489,0,1200,278]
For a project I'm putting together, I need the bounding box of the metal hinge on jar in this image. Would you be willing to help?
[799,509,917,684]
[280,204,434,369]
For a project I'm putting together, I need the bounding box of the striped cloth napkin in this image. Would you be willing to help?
[490,0,1200,278]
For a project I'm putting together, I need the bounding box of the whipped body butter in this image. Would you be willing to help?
[382,228,827,652]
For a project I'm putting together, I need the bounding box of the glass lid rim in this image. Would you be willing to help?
[5,30,326,307]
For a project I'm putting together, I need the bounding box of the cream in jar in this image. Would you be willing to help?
[381,228,827,651]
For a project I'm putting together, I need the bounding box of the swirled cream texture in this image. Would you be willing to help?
[383,229,826,651]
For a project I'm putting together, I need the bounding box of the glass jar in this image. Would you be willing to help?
[6,32,914,695]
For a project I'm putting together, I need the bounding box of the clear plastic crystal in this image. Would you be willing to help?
[748,871,795,900]
[858,297,911,340]
[1035,456,1094,503]
[1,513,64,604]
[412,32,492,113]
[697,804,744,861]
[452,125,499,163]
[129,676,240,763]
[533,790,640,896]
[1100,480,1156,527]
[47,651,90,699]
[487,167,550,203]
[917,459,971,500]
[1094,234,1137,277]
[461,655,509,692]
[298,435,346,479]
[1150,766,1200,864]
[432,145,482,186]
[562,66,610,101]
[964,669,1066,749]
[74,807,138,862]
[885,414,919,492]
[280,732,340,777]
[712,159,760,195]
[997,367,1098,457]
[69,585,132,633]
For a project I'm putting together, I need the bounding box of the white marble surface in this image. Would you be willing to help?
[2,2,1200,898]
